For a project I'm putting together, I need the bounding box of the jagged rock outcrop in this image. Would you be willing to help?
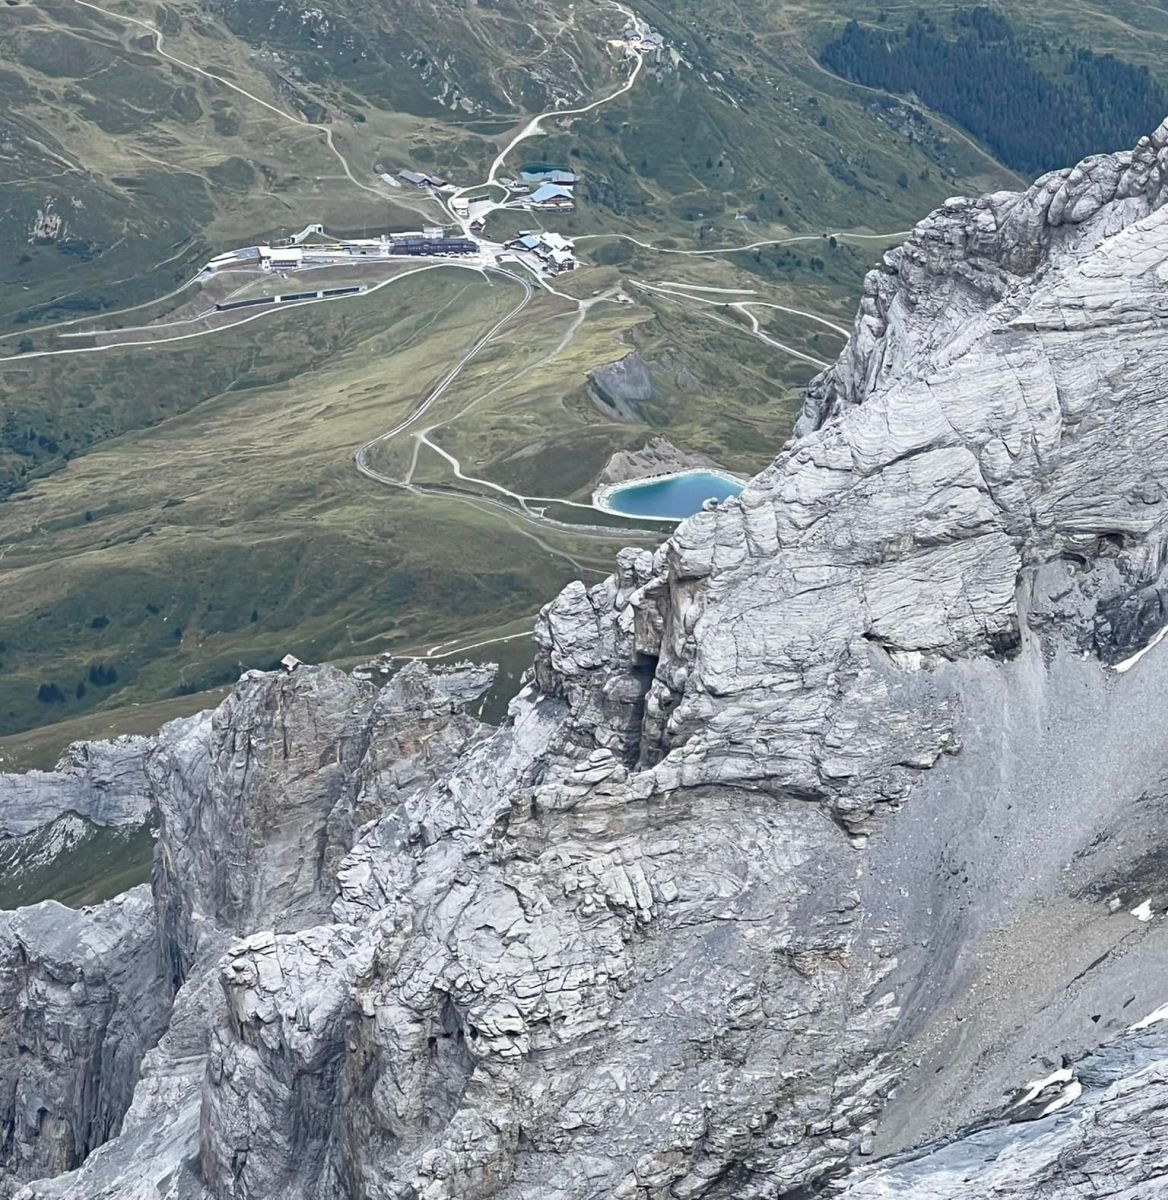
[8,661,499,1200]
[152,661,494,984]
[800,122,1168,436]
[0,740,151,836]
[9,122,1168,1199]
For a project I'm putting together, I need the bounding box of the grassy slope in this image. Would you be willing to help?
[0,820,154,908]
[0,271,639,734]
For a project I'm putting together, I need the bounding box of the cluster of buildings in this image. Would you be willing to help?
[260,235,476,272]
[505,230,578,274]
[391,164,579,217]
[204,229,478,276]
[200,155,594,286]
[622,25,665,54]
[450,194,495,231]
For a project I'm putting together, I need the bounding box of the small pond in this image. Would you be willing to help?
[596,470,744,520]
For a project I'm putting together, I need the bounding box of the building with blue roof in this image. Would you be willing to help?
[527,184,575,209]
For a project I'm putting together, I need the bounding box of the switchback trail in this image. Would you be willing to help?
[353,271,658,545]
[353,268,536,473]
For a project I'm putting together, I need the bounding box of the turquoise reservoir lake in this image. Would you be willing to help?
[600,471,744,520]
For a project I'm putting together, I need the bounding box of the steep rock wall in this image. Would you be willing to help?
[0,890,166,1198]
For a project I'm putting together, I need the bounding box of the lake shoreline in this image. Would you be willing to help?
[592,467,748,522]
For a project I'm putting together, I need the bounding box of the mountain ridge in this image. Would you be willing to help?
[4,119,1168,1198]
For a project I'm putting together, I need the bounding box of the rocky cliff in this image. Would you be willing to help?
[6,122,1168,1198]
[0,740,151,837]
[0,890,167,1195]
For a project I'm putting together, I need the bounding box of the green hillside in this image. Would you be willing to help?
[1,0,1166,743]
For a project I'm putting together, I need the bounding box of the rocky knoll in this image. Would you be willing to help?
[598,437,722,486]
[7,123,1168,1198]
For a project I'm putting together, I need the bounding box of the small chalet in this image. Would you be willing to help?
[528,183,575,210]
[399,170,449,190]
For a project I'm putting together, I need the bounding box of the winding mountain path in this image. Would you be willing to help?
[630,279,833,368]
[353,268,537,477]
[69,0,434,216]
[574,229,912,256]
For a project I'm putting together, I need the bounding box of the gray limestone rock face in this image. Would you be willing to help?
[10,122,1168,1200]
[587,352,656,420]
[4,662,495,1200]
[0,889,167,1198]
[200,777,891,1200]
[0,740,152,837]
[538,119,1168,825]
[798,124,1168,437]
[152,661,493,984]
[19,955,239,1200]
